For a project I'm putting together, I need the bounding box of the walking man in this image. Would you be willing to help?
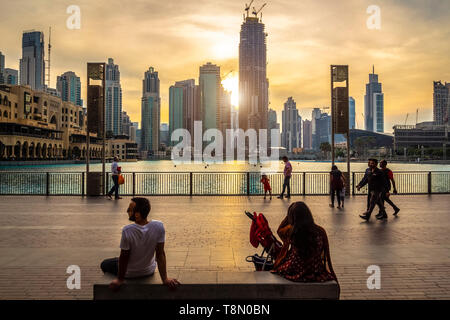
[278,156,292,199]
[107,156,122,200]
[376,160,400,218]
[100,197,180,291]
[356,159,388,221]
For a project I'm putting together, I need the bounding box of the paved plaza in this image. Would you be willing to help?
[0,194,449,300]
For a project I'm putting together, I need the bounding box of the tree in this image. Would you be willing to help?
[320,142,331,153]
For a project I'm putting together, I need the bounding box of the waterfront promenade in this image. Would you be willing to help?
[0,194,449,300]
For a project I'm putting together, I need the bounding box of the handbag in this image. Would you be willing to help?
[246,253,274,271]
[118,174,125,185]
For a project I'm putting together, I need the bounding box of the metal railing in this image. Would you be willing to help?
[0,171,449,196]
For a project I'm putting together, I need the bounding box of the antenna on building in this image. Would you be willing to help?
[416,108,419,124]
[45,26,52,88]
[372,65,375,74]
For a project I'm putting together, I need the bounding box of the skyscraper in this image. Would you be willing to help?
[364,66,384,133]
[238,15,268,132]
[122,111,131,137]
[349,97,355,129]
[0,51,4,84]
[141,67,160,154]
[302,119,312,150]
[281,97,301,151]
[105,58,122,136]
[20,31,45,91]
[56,71,82,106]
[433,81,450,125]
[199,62,221,132]
[268,108,280,148]
[169,79,199,144]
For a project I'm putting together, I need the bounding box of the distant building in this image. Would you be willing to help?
[141,67,160,154]
[349,97,355,129]
[0,52,4,84]
[281,97,301,151]
[393,122,449,150]
[160,123,169,147]
[4,69,18,85]
[107,135,138,161]
[121,111,131,138]
[268,108,280,147]
[56,71,82,107]
[105,58,122,136]
[239,15,268,131]
[349,129,393,150]
[364,66,384,132]
[433,81,450,125]
[311,109,331,150]
[302,119,312,150]
[20,31,45,91]
[199,62,221,132]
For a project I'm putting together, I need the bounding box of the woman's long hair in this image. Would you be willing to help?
[289,202,317,258]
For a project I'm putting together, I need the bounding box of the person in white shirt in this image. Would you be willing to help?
[107,157,121,199]
[100,197,180,290]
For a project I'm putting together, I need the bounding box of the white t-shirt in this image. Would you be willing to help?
[119,220,165,278]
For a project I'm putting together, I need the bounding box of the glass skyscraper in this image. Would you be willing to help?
[20,31,45,90]
[105,58,122,136]
[364,67,384,133]
[141,67,160,154]
[56,71,82,106]
[349,96,355,129]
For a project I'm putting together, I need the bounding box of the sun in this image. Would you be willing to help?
[221,73,239,108]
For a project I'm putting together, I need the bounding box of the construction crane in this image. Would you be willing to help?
[416,108,419,124]
[404,113,409,125]
[252,3,267,18]
[45,26,52,88]
[222,70,234,79]
[244,0,254,18]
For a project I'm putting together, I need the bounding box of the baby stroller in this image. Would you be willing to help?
[245,211,283,271]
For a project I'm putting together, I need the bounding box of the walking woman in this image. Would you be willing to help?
[272,202,339,289]
[329,165,344,209]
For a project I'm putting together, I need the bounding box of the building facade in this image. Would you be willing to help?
[238,16,268,132]
[0,52,4,84]
[105,58,122,136]
[281,97,301,152]
[141,67,160,154]
[4,69,18,85]
[393,122,449,150]
[349,96,355,129]
[0,84,104,160]
[19,31,45,91]
[303,119,312,150]
[56,71,82,107]
[364,67,384,133]
[433,81,450,125]
[107,135,138,161]
[199,63,221,132]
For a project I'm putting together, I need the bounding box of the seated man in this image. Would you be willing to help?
[100,197,179,290]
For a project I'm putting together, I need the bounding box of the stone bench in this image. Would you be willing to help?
[93,271,340,300]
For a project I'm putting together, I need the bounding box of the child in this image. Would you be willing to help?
[260,174,272,200]
[340,187,345,208]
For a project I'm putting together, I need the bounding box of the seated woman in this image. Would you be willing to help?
[272,201,339,286]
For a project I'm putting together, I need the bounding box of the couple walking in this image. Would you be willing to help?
[260,156,292,200]
[356,159,400,221]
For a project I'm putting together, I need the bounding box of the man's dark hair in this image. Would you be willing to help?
[368,158,378,165]
[282,156,289,161]
[380,160,387,166]
[131,197,151,219]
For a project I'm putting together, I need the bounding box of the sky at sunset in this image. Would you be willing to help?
[1,0,449,133]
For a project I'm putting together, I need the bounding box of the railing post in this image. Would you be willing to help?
[352,172,355,196]
[428,172,432,194]
[105,172,109,195]
[190,172,193,196]
[247,172,250,196]
[132,172,136,197]
[302,172,306,196]
[46,172,50,196]
[81,172,85,196]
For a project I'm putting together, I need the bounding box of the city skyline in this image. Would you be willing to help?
[1,0,450,132]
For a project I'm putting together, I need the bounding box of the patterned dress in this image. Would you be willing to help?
[272,225,338,284]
